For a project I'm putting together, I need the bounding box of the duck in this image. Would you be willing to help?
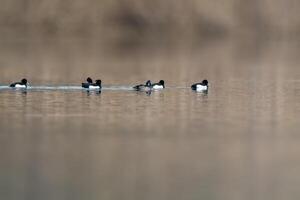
[191,80,208,91]
[89,79,102,89]
[82,78,101,89]
[10,78,28,88]
[133,80,152,91]
[152,80,165,90]
[82,77,93,88]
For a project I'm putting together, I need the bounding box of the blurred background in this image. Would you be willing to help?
[0,0,300,84]
[1,1,300,200]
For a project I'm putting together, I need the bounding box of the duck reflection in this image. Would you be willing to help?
[86,89,101,96]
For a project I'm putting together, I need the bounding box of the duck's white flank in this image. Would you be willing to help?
[88,85,101,89]
[14,84,26,88]
[196,85,208,91]
[152,85,164,89]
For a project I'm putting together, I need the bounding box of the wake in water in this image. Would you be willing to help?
[0,85,189,91]
[1,77,197,92]
[0,85,138,91]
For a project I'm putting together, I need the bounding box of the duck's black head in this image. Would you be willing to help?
[87,77,93,83]
[21,79,27,85]
[95,80,101,86]
[159,80,165,86]
[146,80,152,86]
[202,80,208,86]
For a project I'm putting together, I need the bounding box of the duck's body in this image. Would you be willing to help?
[152,80,165,90]
[133,80,152,91]
[87,85,101,89]
[82,78,101,89]
[81,83,91,88]
[88,80,102,89]
[88,80,101,89]
[82,77,93,88]
[191,80,208,91]
[10,79,28,88]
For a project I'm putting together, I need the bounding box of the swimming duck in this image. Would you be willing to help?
[133,80,152,91]
[82,78,101,89]
[10,78,28,88]
[191,80,208,91]
[152,80,165,90]
[89,79,101,89]
[82,77,93,88]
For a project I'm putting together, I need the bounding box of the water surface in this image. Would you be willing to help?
[1,40,300,200]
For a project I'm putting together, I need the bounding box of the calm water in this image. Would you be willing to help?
[1,40,300,200]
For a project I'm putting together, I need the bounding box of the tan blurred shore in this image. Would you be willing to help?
[0,0,300,84]
[0,0,300,43]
